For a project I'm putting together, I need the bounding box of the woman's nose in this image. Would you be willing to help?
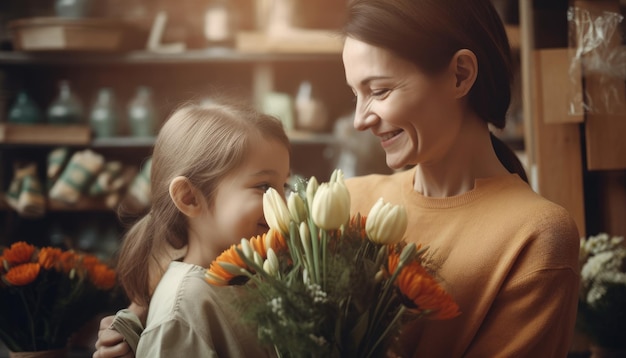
[353,101,378,131]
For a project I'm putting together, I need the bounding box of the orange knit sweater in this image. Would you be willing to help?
[346,169,580,357]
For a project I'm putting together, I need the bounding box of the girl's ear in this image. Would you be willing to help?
[449,49,478,99]
[169,176,204,217]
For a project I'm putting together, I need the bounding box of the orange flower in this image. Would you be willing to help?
[206,244,249,286]
[4,263,41,286]
[249,234,267,258]
[350,214,367,238]
[387,252,460,320]
[88,263,117,290]
[37,247,62,270]
[264,229,288,254]
[59,251,79,273]
[81,254,101,270]
[3,242,36,265]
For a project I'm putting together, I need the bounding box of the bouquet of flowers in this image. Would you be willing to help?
[206,169,460,357]
[0,241,118,352]
[577,233,626,350]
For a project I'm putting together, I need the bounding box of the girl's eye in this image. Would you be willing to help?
[257,183,271,192]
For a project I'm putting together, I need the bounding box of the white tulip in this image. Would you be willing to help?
[366,198,407,245]
[263,187,291,236]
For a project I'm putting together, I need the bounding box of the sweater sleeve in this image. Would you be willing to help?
[136,318,217,358]
[465,268,579,358]
[465,214,581,358]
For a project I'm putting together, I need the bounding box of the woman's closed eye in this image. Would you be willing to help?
[371,88,390,98]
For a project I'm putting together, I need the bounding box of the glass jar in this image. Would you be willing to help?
[128,86,157,137]
[89,87,119,138]
[47,80,83,125]
[203,0,235,48]
[8,91,43,124]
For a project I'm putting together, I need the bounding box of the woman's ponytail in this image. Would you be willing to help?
[490,133,528,183]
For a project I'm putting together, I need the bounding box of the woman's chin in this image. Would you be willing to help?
[385,155,410,171]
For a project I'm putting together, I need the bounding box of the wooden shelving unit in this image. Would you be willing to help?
[0,123,91,145]
[0,48,342,66]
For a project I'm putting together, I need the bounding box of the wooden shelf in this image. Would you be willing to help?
[236,30,343,54]
[47,197,112,212]
[0,123,91,146]
[0,48,342,66]
[0,125,335,147]
[93,131,336,146]
[91,136,155,148]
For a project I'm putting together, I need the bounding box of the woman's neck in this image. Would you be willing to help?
[413,118,509,198]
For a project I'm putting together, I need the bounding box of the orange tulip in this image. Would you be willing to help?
[4,263,40,286]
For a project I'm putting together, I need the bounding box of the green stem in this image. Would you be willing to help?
[18,289,37,350]
[309,219,321,284]
[321,230,328,291]
[364,306,406,358]
[363,257,408,349]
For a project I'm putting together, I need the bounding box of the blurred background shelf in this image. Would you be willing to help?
[0,123,91,145]
[0,48,344,66]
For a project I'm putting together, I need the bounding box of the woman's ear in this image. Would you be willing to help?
[169,176,204,217]
[449,49,478,99]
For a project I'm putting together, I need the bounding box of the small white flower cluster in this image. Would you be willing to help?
[580,233,624,264]
[579,233,626,307]
[308,334,327,346]
[586,271,626,306]
[306,283,328,303]
[268,297,288,326]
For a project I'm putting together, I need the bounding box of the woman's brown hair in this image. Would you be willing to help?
[343,0,527,182]
[116,101,290,307]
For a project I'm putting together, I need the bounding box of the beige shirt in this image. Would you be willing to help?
[136,261,273,357]
[346,169,580,357]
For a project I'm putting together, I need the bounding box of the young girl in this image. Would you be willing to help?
[101,101,290,357]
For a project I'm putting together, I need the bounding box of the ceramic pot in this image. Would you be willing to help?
[590,345,626,358]
[9,348,67,358]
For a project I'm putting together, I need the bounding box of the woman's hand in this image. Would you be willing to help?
[92,315,134,358]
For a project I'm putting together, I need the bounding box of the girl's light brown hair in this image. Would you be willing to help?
[116,101,290,306]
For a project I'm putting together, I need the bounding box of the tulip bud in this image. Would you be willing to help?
[311,181,351,231]
[253,251,264,268]
[374,270,385,283]
[241,238,254,262]
[303,268,310,285]
[263,187,292,236]
[219,262,250,276]
[288,193,307,224]
[365,198,407,245]
[306,176,319,211]
[263,248,279,276]
[329,169,346,184]
[299,221,310,242]
[399,242,417,266]
[205,271,228,285]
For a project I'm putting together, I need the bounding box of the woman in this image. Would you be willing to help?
[342,0,580,357]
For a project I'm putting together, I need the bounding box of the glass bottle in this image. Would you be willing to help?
[128,86,157,137]
[55,0,93,18]
[47,80,84,125]
[89,87,118,138]
[8,91,43,124]
[203,0,235,48]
